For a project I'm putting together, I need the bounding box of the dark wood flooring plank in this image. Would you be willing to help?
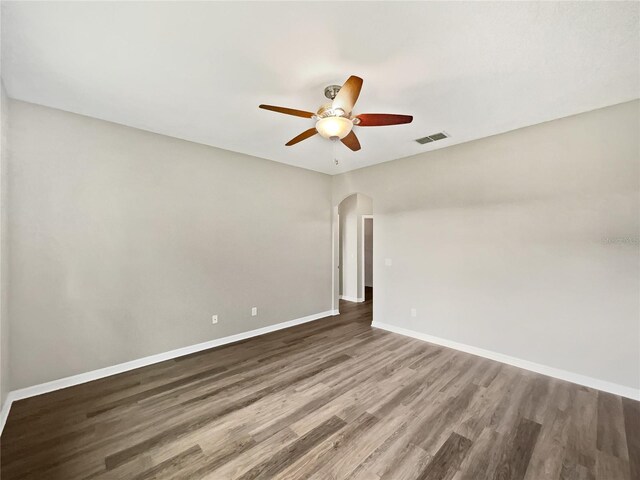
[455,427,505,480]
[416,382,480,452]
[184,426,297,480]
[278,412,380,480]
[493,417,541,480]
[86,365,227,417]
[129,445,204,480]
[622,397,640,480]
[595,451,631,480]
[596,391,628,459]
[561,389,598,480]
[416,432,473,480]
[235,415,346,480]
[351,418,414,479]
[522,407,571,480]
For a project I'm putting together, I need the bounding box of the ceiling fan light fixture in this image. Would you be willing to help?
[315,116,353,140]
[260,75,412,152]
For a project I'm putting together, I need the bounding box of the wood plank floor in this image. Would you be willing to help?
[1,289,638,479]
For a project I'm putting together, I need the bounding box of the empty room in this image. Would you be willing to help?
[0,2,638,479]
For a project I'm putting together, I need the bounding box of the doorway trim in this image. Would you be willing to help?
[331,205,340,314]
[360,214,373,302]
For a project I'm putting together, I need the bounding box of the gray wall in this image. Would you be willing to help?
[364,218,373,288]
[9,100,333,390]
[1,82,9,406]
[333,100,640,391]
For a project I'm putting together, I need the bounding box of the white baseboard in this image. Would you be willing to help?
[0,394,13,435]
[339,295,364,303]
[331,309,340,316]
[0,309,335,435]
[372,321,640,401]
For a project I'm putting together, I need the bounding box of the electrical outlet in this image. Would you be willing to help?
[251,307,257,316]
[410,308,417,318]
[211,315,218,324]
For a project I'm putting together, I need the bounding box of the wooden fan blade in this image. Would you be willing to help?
[259,104,315,118]
[341,130,361,151]
[332,76,363,115]
[286,128,318,146]
[356,113,413,126]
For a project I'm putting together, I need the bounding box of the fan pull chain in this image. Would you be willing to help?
[333,138,339,166]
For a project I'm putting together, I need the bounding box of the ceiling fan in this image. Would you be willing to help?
[259,75,413,152]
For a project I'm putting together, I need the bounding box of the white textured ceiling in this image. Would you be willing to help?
[2,1,639,174]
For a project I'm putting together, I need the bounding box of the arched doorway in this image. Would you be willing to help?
[332,193,373,313]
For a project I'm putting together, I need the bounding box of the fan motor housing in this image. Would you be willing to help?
[316,102,346,118]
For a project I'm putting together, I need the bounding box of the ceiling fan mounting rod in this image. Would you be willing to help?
[324,85,342,100]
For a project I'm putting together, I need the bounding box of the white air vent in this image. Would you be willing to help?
[416,132,449,144]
